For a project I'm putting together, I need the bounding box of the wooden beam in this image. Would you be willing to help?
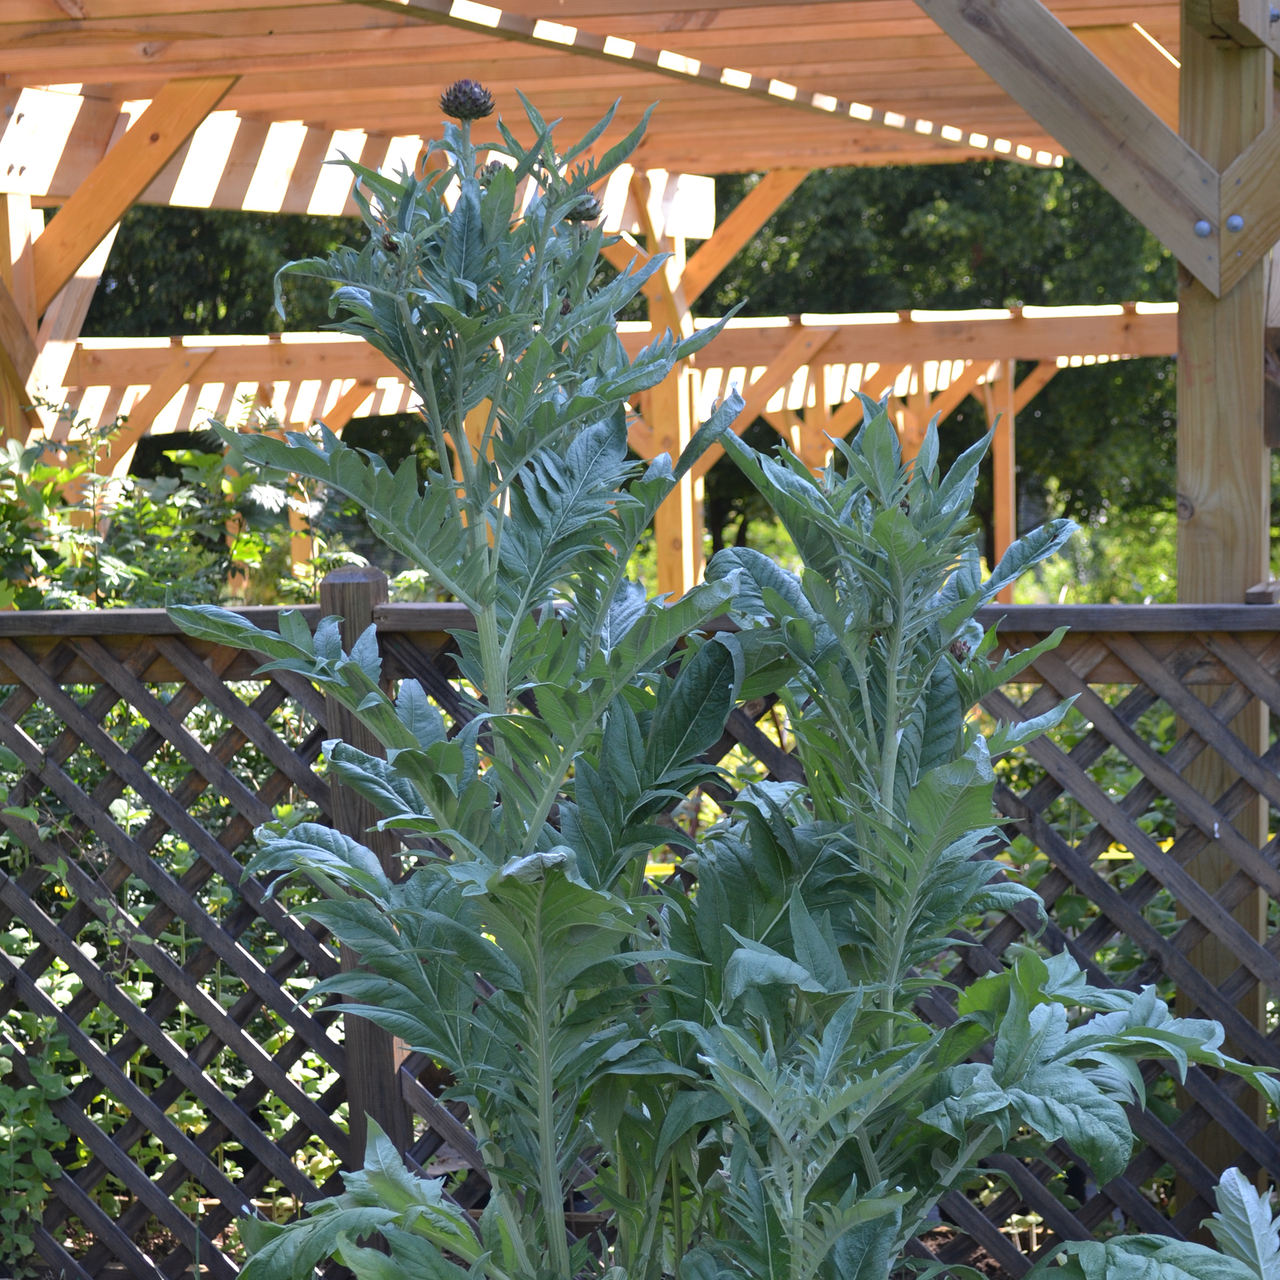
[0,276,38,390]
[1218,119,1280,294]
[926,359,990,424]
[690,325,839,483]
[33,77,237,315]
[99,345,216,476]
[1184,0,1280,54]
[1013,360,1060,413]
[1075,25,1180,131]
[652,367,696,599]
[983,359,1017,603]
[1,197,37,341]
[1178,28,1271,608]
[1174,7,1272,1180]
[58,307,1180,393]
[318,380,376,433]
[915,0,1221,294]
[629,170,691,336]
[348,0,1029,163]
[29,225,119,430]
[599,230,650,280]
[680,169,809,305]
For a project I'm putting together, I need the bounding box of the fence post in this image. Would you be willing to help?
[319,565,414,1165]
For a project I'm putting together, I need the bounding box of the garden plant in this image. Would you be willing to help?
[170,85,1280,1280]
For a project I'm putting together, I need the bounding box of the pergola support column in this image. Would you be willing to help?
[1175,12,1272,1180]
[0,195,41,442]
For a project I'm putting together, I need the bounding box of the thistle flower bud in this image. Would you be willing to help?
[440,79,494,121]
[564,192,603,224]
[478,159,507,188]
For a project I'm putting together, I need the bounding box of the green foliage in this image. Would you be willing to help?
[0,403,371,609]
[1025,1165,1280,1280]
[0,1017,71,1275]
[700,161,1174,317]
[169,96,1279,1280]
[84,207,362,337]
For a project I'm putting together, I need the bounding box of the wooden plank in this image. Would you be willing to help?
[0,636,344,1036]
[938,1191,1030,1277]
[346,0,1008,158]
[914,0,1221,293]
[926,358,988,424]
[1184,0,1280,53]
[33,76,237,314]
[1013,359,1059,413]
[58,307,1181,392]
[1075,23,1180,129]
[689,325,839,482]
[319,378,376,432]
[0,952,253,1215]
[651,365,696,597]
[1175,20,1272,1179]
[725,706,805,782]
[986,678,1280,1001]
[974,602,1280,630]
[0,870,346,1188]
[1218,118,1280,295]
[400,1069,488,1177]
[152,634,333,809]
[31,223,119,410]
[985,729,1280,1068]
[985,359,1017,598]
[679,168,809,304]
[1034,641,1280,896]
[0,272,38,386]
[71,634,273,822]
[99,343,216,474]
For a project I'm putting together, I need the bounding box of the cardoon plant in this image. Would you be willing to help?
[172,86,1280,1280]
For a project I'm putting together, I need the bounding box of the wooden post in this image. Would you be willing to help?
[1175,11,1271,1185]
[984,359,1017,602]
[0,195,39,443]
[319,566,414,1164]
[652,363,697,597]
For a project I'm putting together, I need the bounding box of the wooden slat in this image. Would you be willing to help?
[0,658,343,1059]
[679,168,809,303]
[1031,641,1280,897]
[690,325,839,482]
[985,692,1280,1067]
[33,77,238,313]
[151,635,333,809]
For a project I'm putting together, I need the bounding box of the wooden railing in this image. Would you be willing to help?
[3,596,1280,1279]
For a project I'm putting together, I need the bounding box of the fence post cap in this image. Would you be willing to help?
[320,565,389,588]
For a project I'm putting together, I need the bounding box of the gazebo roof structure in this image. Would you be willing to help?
[1,0,1177,189]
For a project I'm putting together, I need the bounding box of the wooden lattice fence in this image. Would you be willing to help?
[5,598,1280,1279]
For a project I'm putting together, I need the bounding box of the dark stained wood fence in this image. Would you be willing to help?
[3,597,1280,1279]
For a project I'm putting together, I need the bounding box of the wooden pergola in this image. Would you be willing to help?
[50,303,1177,590]
[0,0,1272,609]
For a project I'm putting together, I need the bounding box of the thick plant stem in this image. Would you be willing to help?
[531,958,570,1277]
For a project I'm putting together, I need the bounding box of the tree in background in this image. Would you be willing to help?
[83,207,361,336]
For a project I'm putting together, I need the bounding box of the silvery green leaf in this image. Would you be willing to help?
[1205,1167,1280,1280]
